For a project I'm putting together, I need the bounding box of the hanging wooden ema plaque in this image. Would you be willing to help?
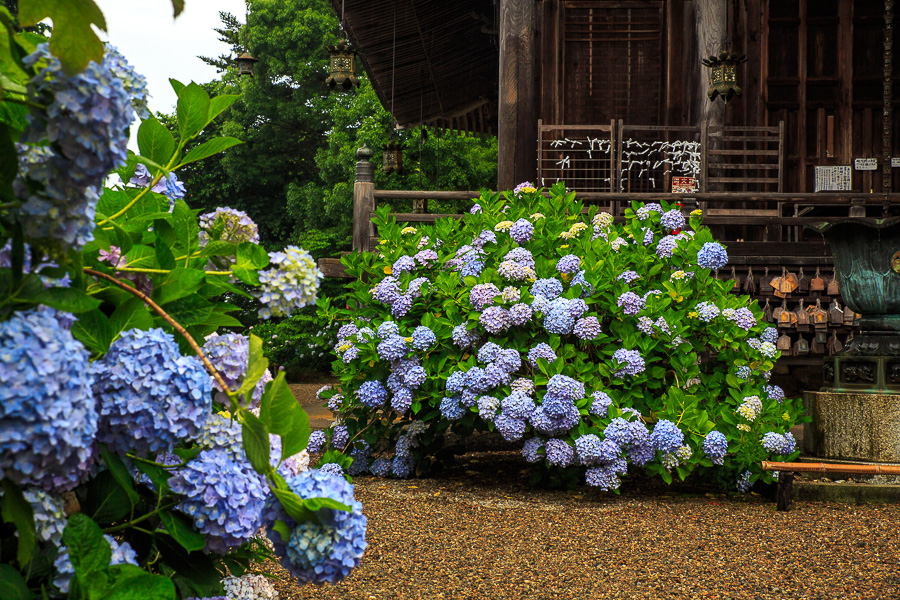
[770,267,798,298]
[810,267,825,292]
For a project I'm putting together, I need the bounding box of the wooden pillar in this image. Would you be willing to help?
[498,0,536,190]
[695,0,727,129]
[776,472,794,511]
[352,145,375,252]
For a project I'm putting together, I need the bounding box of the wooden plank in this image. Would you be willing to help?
[839,0,853,167]
[318,258,352,278]
[709,176,781,184]
[705,208,780,216]
[798,0,808,191]
[708,149,781,156]
[373,190,481,200]
[352,181,375,252]
[708,135,782,142]
[374,212,463,223]
[497,0,535,190]
[727,241,829,256]
[706,163,781,170]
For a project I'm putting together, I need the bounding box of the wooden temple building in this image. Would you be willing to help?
[323,0,900,390]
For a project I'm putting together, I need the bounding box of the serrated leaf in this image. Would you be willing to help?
[270,487,314,523]
[198,240,237,258]
[1,480,34,566]
[0,564,30,600]
[99,447,140,505]
[236,242,269,270]
[176,82,210,140]
[71,309,114,354]
[238,334,269,399]
[109,297,154,341]
[259,373,310,459]
[207,93,240,123]
[62,513,111,578]
[34,286,101,313]
[179,137,242,167]
[151,267,205,305]
[19,0,106,75]
[106,563,175,600]
[164,295,213,326]
[159,511,205,552]
[137,116,176,167]
[303,497,351,513]
[134,461,170,496]
[85,470,131,524]
[240,410,272,476]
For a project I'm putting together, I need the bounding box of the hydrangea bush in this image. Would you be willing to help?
[318,184,805,491]
[0,11,364,599]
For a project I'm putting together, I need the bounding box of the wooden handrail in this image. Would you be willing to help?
[762,461,900,475]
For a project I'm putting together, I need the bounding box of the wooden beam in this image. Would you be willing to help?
[498,0,536,190]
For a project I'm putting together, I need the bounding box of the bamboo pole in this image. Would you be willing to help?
[762,461,900,475]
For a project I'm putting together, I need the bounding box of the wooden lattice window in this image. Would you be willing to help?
[562,0,665,125]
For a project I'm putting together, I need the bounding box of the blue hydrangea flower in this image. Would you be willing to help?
[696,301,720,322]
[377,321,400,339]
[702,431,728,465]
[377,335,410,361]
[495,348,522,374]
[736,469,753,493]
[574,316,602,340]
[736,365,752,380]
[23,487,67,547]
[440,396,465,420]
[637,316,654,335]
[727,307,757,331]
[307,431,326,454]
[510,218,534,244]
[370,458,392,477]
[398,364,427,390]
[16,45,133,249]
[589,391,613,417]
[501,392,535,420]
[93,328,211,458]
[650,420,684,455]
[697,242,729,270]
[522,438,544,463]
[203,332,271,406]
[617,291,645,316]
[761,327,778,345]
[508,303,533,325]
[411,326,436,350]
[541,393,575,419]
[318,463,345,478]
[451,323,480,348]
[547,374,585,401]
[585,458,628,491]
[612,348,645,377]
[357,381,388,408]
[527,343,557,367]
[494,413,527,441]
[544,438,574,467]
[257,246,323,319]
[55,534,138,593]
[470,284,501,311]
[478,342,502,363]
[332,425,349,449]
[391,387,414,413]
[543,306,575,335]
[168,447,268,554]
[0,308,96,491]
[617,270,640,284]
[261,470,367,583]
[393,255,417,275]
[530,404,580,436]
[660,209,686,231]
[576,435,621,466]
[530,278,563,300]
[445,371,467,395]
[765,385,785,403]
[761,432,796,455]
[480,306,511,334]
[104,45,150,118]
[556,254,581,274]
[477,396,500,421]
[656,235,678,259]
[472,229,497,249]
[392,456,414,478]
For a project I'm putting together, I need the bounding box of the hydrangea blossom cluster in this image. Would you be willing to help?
[0,308,96,491]
[696,301,720,322]
[660,209,686,231]
[16,44,133,248]
[702,431,728,465]
[498,247,537,281]
[509,218,534,244]
[573,316,602,340]
[556,254,581,274]
[22,487,67,547]
[655,235,678,259]
[613,348,645,377]
[168,447,268,554]
[737,395,763,421]
[198,206,261,246]
[696,242,729,270]
[650,420,684,455]
[262,470,367,583]
[203,332,272,405]
[258,246,323,319]
[92,328,212,458]
[513,181,536,194]
[104,45,150,118]
[726,307,757,331]
[527,342,557,367]
[765,385,785,402]
[761,431,796,455]
[617,291,645,315]
[221,574,279,600]
[129,163,185,205]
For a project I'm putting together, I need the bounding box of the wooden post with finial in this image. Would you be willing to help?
[353,145,375,252]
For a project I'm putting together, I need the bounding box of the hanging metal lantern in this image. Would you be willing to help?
[326,40,360,89]
[702,51,747,103]
[235,52,259,77]
[383,139,403,174]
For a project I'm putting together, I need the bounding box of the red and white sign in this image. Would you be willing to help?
[672,177,699,193]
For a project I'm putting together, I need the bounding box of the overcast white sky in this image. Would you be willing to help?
[93,0,247,116]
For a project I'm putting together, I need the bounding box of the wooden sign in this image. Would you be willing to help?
[672,176,698,193]
[892,157,900,168]
[814,166,851,192]
[854,158,878,170]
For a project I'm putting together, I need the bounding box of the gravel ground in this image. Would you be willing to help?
[263,450,900,600]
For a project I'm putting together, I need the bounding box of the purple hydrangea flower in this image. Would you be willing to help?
[547,374,585,401]
[574,316,602,340]
[650,420,684,455]
[617,291,645,316]
[589,391,613,417]
[510,218,534,244]
[452,323,480,348]
[617,270,639,284]
[765,385,785,403]
[391,387,413,413]
[470,283,501,311]
[203,332,271,406]
[307,431,326,453]
[660,209,686,231]
[480,306,511,334]
[509,303,533,325]
[522,438,544,463]
[393,255,417,275]
[585,458,628,491]
[656,235,678,259]
[527,343,557,367]
[494,413,527,441]
[198,206,260,246]
[556,254,581,274]
[545,438,575,467]
[612,348,645,377]
[702,430,728,465]
[440,396,465,420]
[414,249,438,266]
[531,278,564,300]
[357,381,389,407]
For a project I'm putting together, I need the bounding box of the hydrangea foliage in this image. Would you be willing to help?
[318,183,805,489]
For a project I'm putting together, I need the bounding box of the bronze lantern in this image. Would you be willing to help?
[383,139,403,174]
[235,52,259,77]
[702,51,747,103]
[326,40,360,89]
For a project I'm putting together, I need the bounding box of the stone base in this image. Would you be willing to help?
[803,391,900,462]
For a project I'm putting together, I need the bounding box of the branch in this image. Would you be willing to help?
[84,268,232,394]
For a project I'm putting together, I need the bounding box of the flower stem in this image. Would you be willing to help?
[102,501,180,534]
[84,268,232,394]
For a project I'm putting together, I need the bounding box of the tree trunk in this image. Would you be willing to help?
[696,0,727,128]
